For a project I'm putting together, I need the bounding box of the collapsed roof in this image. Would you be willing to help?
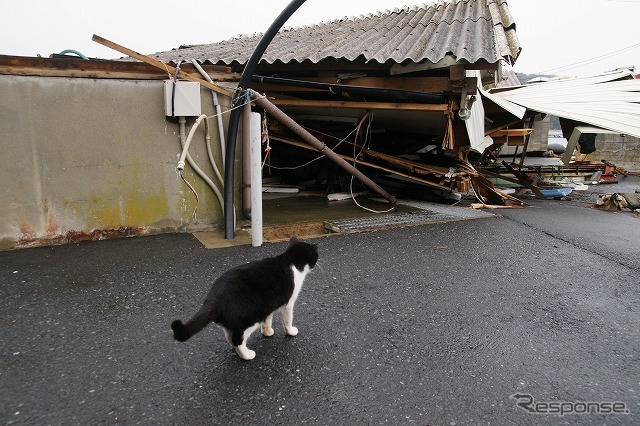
[485,70,640,139]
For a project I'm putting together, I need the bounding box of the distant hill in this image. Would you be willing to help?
[514,72,562,84]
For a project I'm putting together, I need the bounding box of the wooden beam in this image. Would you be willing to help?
[500,161,545,198]
[251,76,452,93]
[361,150,455,176]
[488,129,534,137]
[269,98,452,112]
[476,168,525,186]
[0,55,239,81]
[92,35,235,98]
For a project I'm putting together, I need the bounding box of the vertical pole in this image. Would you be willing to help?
[242,103,252,220]
[225,0,308,239]
[250,112,263,247]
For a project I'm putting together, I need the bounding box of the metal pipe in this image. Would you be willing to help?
[249,89,396,205]
[251,75,444,104]
[242,102,252,219]
[249,112,263,247]
[224,0,308,239]
[191,60,227,169]
[177,116,225,215]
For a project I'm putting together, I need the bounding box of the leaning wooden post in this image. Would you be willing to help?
[249,89,396,205]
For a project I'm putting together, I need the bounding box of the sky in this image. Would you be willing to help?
[2,0,639,77]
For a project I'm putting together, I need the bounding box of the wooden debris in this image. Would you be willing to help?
[470,203,525,209]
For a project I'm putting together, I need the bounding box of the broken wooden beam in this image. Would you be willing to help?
[270,135,454,191]
[92,34,234,98]
[500,161,545,199]
[250,89,397,204]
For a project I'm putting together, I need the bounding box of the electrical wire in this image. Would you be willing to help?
[178,169,199,221]
[258,110,395,213]
[537,42,640,74]
[265,115,367,170]
[349,113,395,214]
[171,60,183,117]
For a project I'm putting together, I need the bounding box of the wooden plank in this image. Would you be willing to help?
[488,129,534,137]
[0,54,239,81]
[500,161,545,198]
[361,150,453,175]
[270,98,452,112]
[476,168,524,185]
[92,35,235,97]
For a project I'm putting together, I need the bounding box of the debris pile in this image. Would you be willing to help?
[596,192,640,211]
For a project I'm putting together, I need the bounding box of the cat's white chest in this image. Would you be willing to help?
[289,264,310,305]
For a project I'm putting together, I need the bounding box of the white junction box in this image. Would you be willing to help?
[163,80,201,117]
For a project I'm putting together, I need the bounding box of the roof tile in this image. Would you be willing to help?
[146,0,520,67]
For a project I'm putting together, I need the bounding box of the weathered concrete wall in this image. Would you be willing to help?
[583,133,640,171]
[0,75,241,250]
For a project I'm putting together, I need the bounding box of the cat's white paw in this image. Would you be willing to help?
[235,346,256,360]
[285,326,298,336]
[261,324,275,337]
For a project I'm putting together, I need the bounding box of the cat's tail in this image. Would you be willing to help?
[171,307,214,342]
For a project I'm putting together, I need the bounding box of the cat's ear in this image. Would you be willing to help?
[289,234,299,244]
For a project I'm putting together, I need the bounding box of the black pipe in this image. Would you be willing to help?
[224,0,307,239]
[252,75,444,104]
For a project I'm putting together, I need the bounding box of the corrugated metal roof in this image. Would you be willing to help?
[489,71,640,138]
[147,0,520,67]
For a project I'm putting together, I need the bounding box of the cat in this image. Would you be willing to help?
[171,235,318,360]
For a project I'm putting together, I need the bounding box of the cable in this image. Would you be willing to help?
[224,0,308,239]
[178,169,199,220]
[265,115,366,170]
[536,42,640,74]
[349,113,395,214]
[171,60,183,117]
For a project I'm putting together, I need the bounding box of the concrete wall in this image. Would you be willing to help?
[583,133,640,171]
[0,75,241,250]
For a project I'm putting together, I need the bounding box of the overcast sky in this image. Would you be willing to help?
[2,0,639,77]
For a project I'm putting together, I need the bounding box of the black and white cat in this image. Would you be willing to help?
[171,236,319,360]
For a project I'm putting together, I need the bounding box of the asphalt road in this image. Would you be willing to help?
[1,192,639,424]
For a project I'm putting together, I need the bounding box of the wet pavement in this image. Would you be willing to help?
[1,181,639,424]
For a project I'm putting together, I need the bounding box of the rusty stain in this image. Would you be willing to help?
[46,204,60,236]
[65,226,145,243]
[16,226,145,248]
[20,223,37,241]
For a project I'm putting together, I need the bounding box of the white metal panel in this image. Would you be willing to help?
[489,71,640,138]
[465,71,491,152]
[479,85,526,118]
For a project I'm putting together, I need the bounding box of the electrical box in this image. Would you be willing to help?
[163,80,201,117]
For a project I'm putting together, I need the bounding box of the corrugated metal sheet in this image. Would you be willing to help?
[490,71,640,138]
[147,0,520,67]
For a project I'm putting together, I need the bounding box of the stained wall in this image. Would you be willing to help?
[0,75,240,249]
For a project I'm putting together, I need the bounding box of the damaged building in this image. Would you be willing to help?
[142,0,528,228]
[2,0,638,249]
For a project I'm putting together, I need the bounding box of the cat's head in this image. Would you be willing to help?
[288,235,319,269]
